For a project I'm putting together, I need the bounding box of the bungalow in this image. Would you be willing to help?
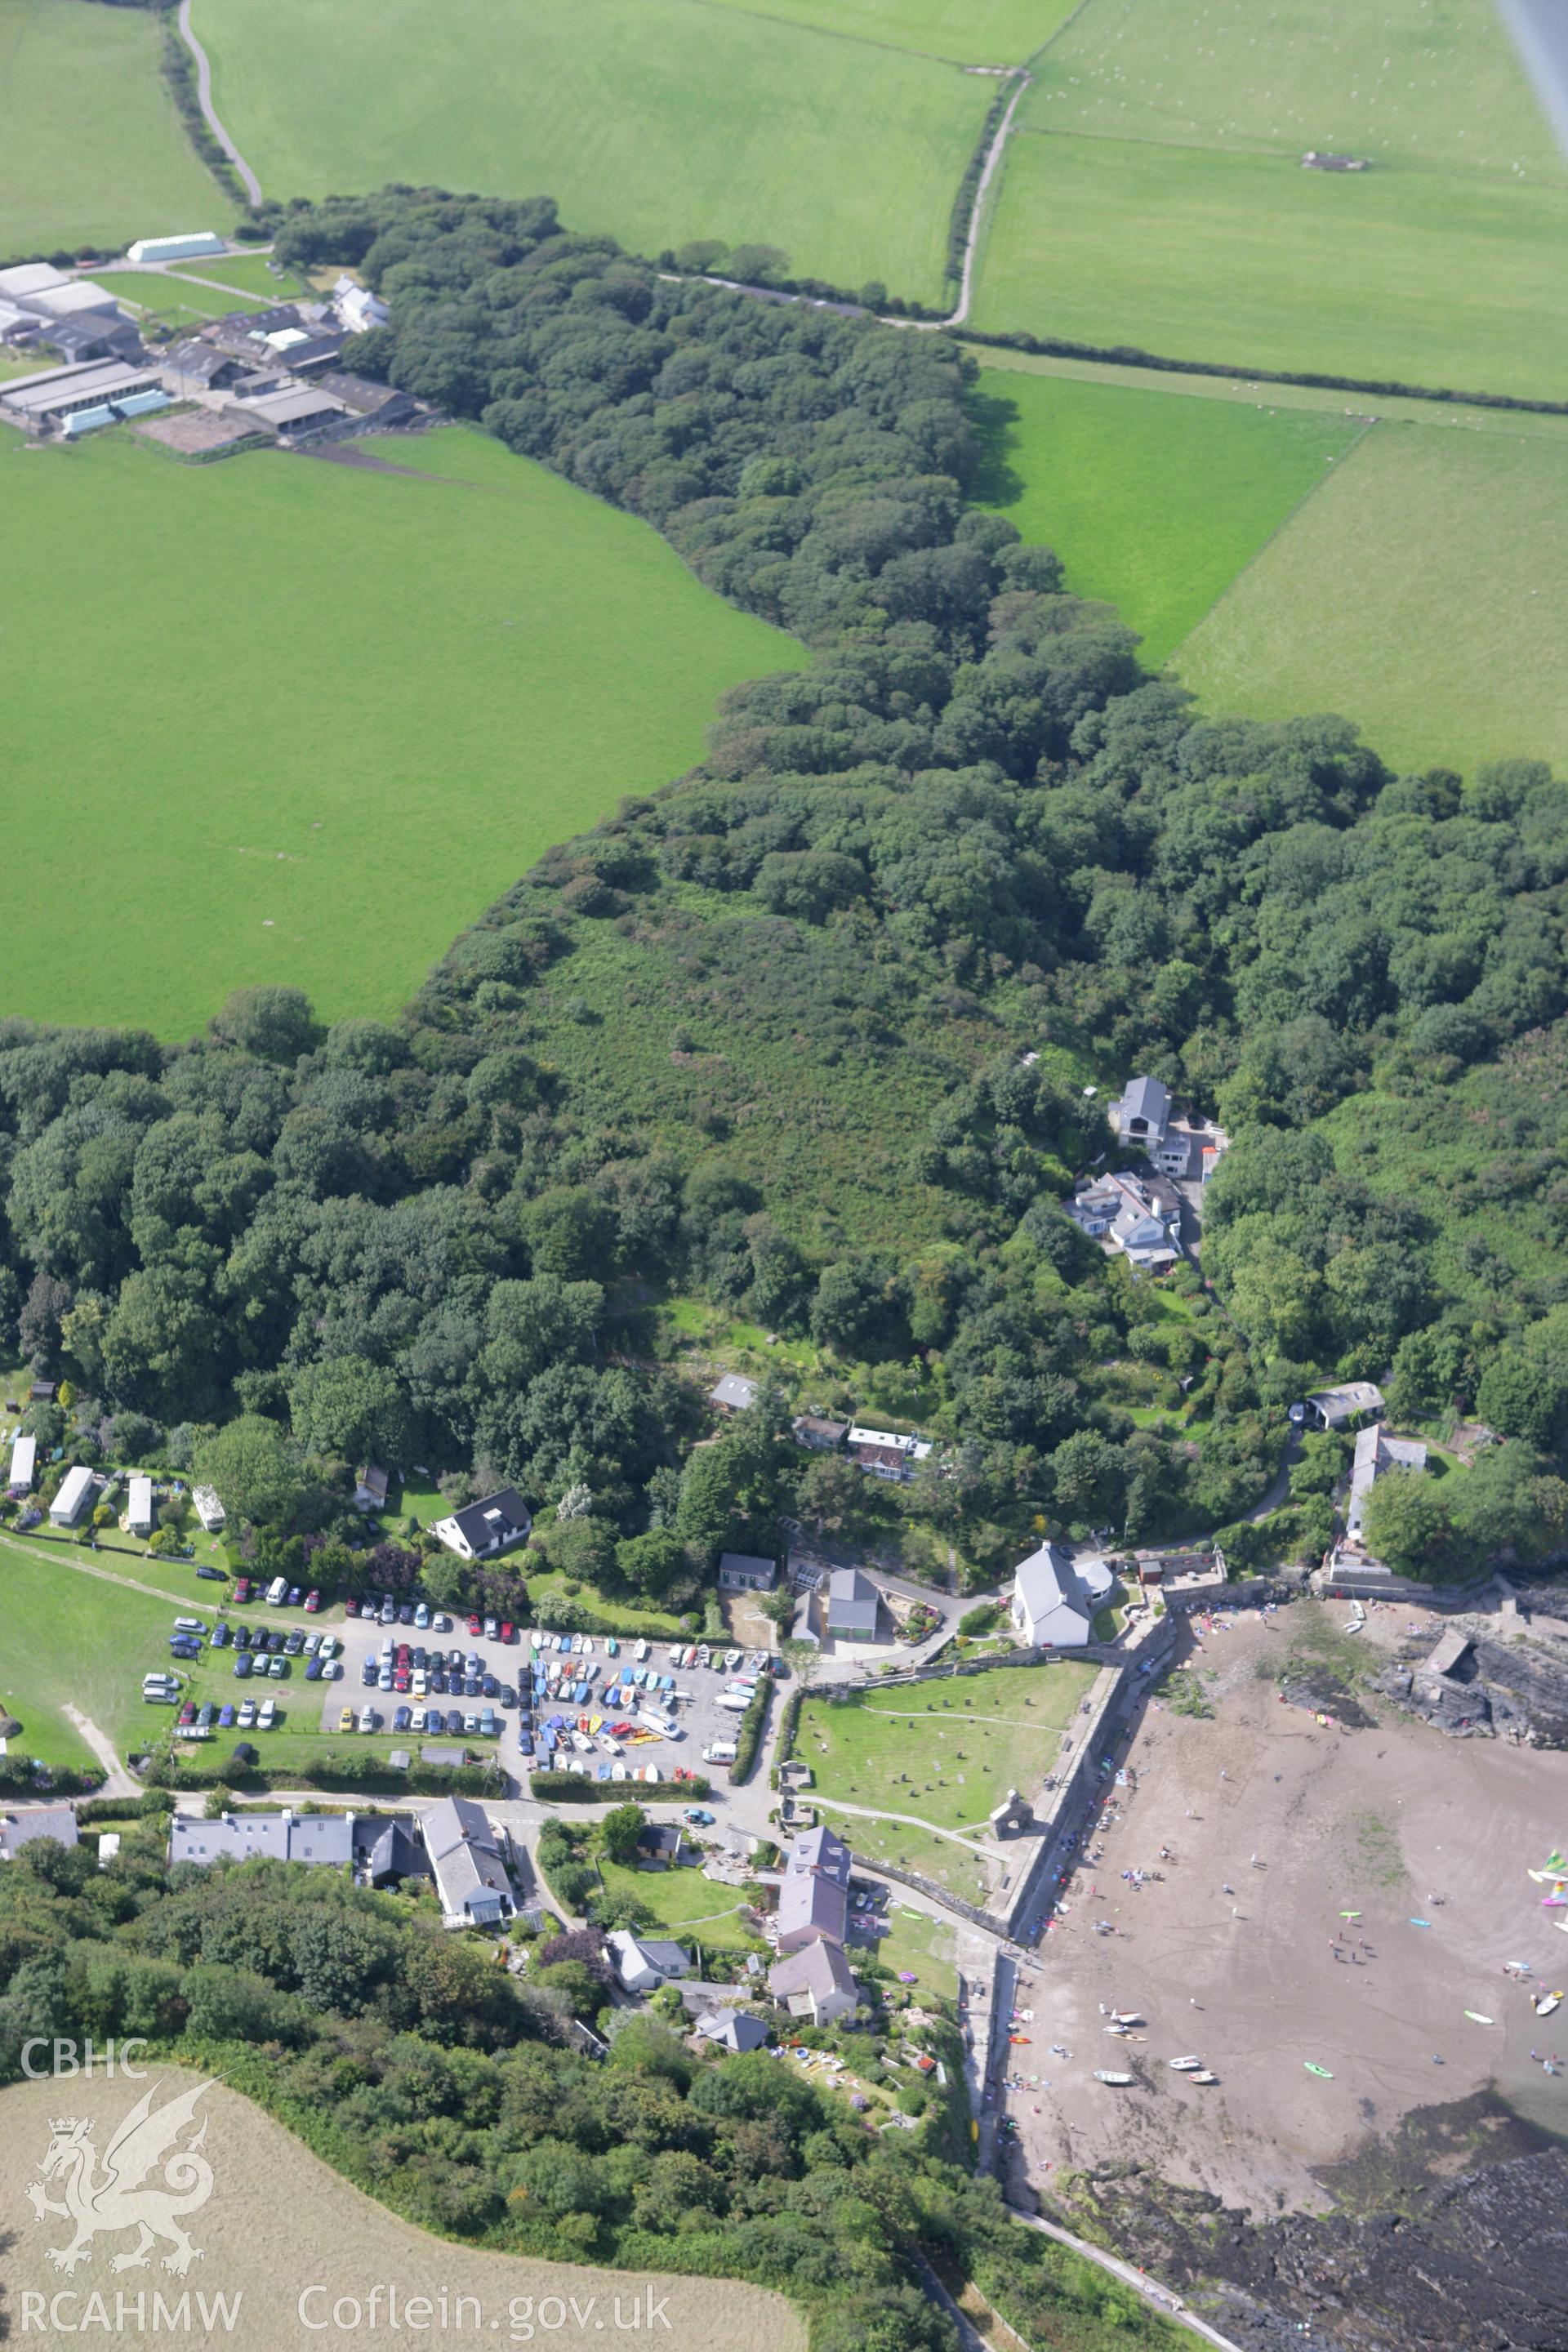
[793,1414,849,1452]
[423,1795,519,1929]
[0,1806,79,1861]
[192,1485,225,1533]
[1009,1542,1093,1648]
[718,1551,777,1592]
[50,1465,97,1528]
[607,1929,692,1993]
[768,1939,859,2026]
[8,1433,36,1494]
[1303,1381,1384,1432]
[825,1567,880,1643]
[710,1374,758,1414]
[636,1821,688,1871]
[354,1464,390,1513]
[694,2009,770,2052]
[127,1475,154,1538]
[431,1487,531,1561]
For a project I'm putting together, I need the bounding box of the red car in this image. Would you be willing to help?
[178,1703,197,1726]
[304,1588,321,1612]
[233,1579,252,1605]
[467,1616,483,1637]
[394,1669,411,1692]
[344,1595,360,1618]
[500,1621,514,1644]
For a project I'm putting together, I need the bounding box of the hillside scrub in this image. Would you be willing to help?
[0,191,1565,1590]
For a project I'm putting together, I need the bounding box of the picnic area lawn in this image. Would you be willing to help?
[800,1662,1098,1833]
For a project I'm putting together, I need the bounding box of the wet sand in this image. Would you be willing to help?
[999,1606,1568,2215]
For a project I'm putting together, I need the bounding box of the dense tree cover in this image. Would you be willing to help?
[3,190,1566,1583]
[0,1834,1176,2352]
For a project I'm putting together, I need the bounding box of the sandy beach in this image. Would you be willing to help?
[998,1604,1568,2216]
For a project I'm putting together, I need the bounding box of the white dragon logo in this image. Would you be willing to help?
[25,2077,215,2276]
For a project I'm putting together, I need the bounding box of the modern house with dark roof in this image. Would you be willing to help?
[718,1551,777,1592]
[1107,1075,1227,1185]
[825,1567,880,1643]
[432,1487,532,1561]
[607,1930,693,1992]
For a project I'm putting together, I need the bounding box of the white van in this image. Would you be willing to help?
[265,1575,287,1607]
[703,1740,737,1765]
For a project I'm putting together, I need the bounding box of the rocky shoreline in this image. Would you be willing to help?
[1053,2093,1568,2352]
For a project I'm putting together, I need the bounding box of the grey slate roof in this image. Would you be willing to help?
[768,1939,858,2007]
[424,1795,514,1922]
[826,1567,879,1633]
[695,2010,769,2051]
[0,1806,78,1860]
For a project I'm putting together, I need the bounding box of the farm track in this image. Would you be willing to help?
[0,1530,205,1613]
[177,0,262,204]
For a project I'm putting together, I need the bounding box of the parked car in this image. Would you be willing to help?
[393,1705,412,1732]
[344,1595,360,1618]
[283,1629,304,1655]
[257,1698,276,1728]
[304,1588,321,1612]
[500,1621,514,1644]
[237,1700,256,1729]
[684,1808,715,1826]
[196,1565,225,1583]
[359,1707,380,1734]
[218,1703,235,1728]
[398,1601,414,1624]
[444,1709,465,1736]
[339,1706,356,1733]
[233,1578,252,1605]
[233,1655,253,1679]
[362,1659,378,1686]
[305,1657,323,1682]
[414,1602,430,1629]
[268,1655,288,1678]
[212,1623,230,1650]
[285,1586,302,1607]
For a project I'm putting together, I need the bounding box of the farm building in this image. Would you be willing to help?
[127,232,226,263]
[719,1551,777,1592]
[23,281,123,321]
[43,315,144,365]
[127,1475,154,1537]
[1009,1542,1093,1647]
[313,370,416,425]
[164,340,252,393]
[8,1434,36,1494]
[49,1465,98,1527]
[224,384,348,442]
[192,1485,225,1532]
[0,262,67,301]
[431,1486,531,1561]
[0,359,167,437]
[710,1373,758,1413]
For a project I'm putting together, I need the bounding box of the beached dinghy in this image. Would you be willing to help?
[1094,2070,1134,2086]
[1169,2056,1204,2072]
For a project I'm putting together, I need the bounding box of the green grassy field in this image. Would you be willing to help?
[1176,421,1568,777]
[972,130,1568,399]
[972,363,1361,664]
[0,0,224,258]
[170,252,312,302]
[595,1855,760,1951]
[196,0,991,303]
[866,1900,958,2000]
[1026,0,1564,179]
[0,422,802,1038]
[701,0,1074,65]
[800,1664,1097,1832]
[90,270,252,327]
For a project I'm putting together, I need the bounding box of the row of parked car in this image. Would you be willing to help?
[337,1702,499,1739]
[142,1668,278,1738]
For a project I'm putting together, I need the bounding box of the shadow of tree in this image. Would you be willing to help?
[964,388,1025,508]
